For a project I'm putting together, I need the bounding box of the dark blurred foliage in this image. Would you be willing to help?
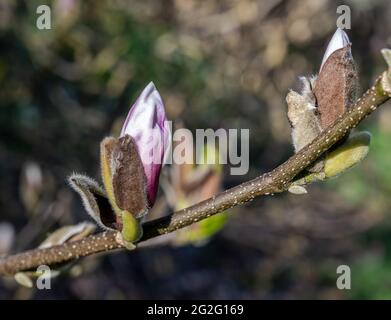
[1,0,391,299]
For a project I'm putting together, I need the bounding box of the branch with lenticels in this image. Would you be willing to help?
[1,53,391,277]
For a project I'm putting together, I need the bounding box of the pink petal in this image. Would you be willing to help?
[121,82,171,205]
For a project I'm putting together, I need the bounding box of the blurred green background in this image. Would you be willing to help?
[1,0,391,299]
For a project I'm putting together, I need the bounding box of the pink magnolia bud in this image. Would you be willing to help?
[320,28,350,72]
[120,82,171,206]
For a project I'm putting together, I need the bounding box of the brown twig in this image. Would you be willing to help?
[0,70,390,277]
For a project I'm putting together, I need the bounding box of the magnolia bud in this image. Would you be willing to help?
[286,79,321,153]
[120,82,172,206]
[324,131,371,178]
[288,29,370,193]
[69,82,172,248]
[314,28,358,129]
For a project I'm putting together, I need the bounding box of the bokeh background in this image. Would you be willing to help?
[1,0,391,299]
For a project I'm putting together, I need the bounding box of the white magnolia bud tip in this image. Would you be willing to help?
[320,28,351,71]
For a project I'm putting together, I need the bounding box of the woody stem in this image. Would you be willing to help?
[0,71,390,276]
